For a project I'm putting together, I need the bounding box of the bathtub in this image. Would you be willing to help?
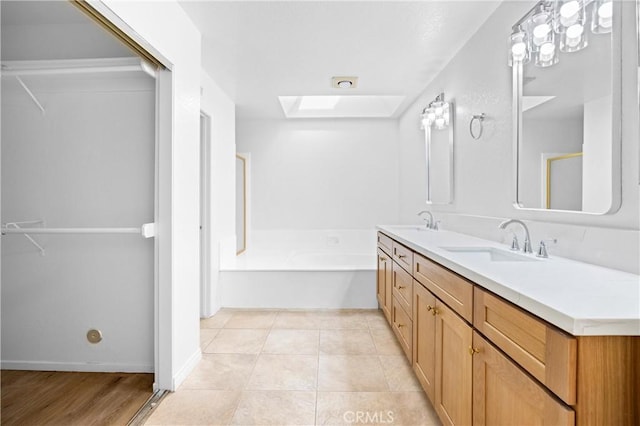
[219,230,378,309]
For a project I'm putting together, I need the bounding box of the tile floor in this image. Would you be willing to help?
[145,309,440,425]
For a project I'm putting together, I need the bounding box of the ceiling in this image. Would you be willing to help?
[179,1,502,120]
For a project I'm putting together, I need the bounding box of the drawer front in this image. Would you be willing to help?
[474,287,576,405]
[392,261,413,318]
[377,232,393,256]
[392,241,413,273]
[472,332,575,426]
[413,252,473,323]
[392,296,413,362]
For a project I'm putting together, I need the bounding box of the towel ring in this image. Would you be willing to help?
[469,113,485,140]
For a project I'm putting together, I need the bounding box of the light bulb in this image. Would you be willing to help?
[559,1,580,27]
[435,117,445,129]
[532,23,551,46]
[565,24,584,47]
[435,106,443,117]
[597,2,613,29]
[511,42,527,61]
[421,117,430,129]
[539,42,556,62]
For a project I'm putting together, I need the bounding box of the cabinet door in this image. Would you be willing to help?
[473,331,574,426]
[413,282,437,404]
[435,301,473,426]
[376,249,392,322]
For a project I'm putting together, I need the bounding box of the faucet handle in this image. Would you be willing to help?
[536,239,557,258]
[433,220,440,231]
[509,233,520,251]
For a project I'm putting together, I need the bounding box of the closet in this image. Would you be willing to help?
[1,1,157,424]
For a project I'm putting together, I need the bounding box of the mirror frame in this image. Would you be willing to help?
[425,100,455,205]
[512,0,622,215]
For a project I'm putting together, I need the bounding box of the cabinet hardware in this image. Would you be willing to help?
[427,305,434,311]
[468,346,480,356]
[397,254,407,259]
[398,285,406,289]
[379,256,387,261]
[398,323,404,328]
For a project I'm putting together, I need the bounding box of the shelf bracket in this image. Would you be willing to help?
[15,76,45,115]
[2,221,46,256]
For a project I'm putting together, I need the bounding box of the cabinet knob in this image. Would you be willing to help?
[379,256,387,261]
[397,323,404,328]
[468,346,480,356]
[427,305,433,311]
[398,285,406,290]
[431,307,439,316]
[397,254,406,259]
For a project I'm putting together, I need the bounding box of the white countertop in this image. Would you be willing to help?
[377,225,640,336]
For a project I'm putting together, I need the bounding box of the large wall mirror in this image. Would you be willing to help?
[421,94,454,204]
[511,0,621,214]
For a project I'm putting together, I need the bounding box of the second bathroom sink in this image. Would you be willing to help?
[440,246,538,262]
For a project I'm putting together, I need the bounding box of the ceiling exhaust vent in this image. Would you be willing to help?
[331,76,358,89]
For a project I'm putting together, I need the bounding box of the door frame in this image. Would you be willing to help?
[200,112,213,318]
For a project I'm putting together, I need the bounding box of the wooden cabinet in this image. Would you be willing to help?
[392,241,413,273]
[413,282,437,403]
[378,231,639,426]
[413,280,473,425]
[392,261,413,315]
[376,248,392,322]
[474,287,576,404]
[414,252,473,323]
[392,295,413,362]
[472,331,575,426]
[435,301,473,426]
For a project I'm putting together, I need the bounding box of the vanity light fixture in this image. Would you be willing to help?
[508,0,612,68]
[420,93,450,131]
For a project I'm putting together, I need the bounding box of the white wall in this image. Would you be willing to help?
[100,0,202,389]
[200,70,236,316]
[236,118,400,231]
[397,1,639,273]
[1,75,155,372]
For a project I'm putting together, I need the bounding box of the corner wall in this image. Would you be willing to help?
[397,1,639,273]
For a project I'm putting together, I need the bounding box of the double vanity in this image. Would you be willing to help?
[376,225,639,426]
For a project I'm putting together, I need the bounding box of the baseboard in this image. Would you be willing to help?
[171,348,201,390]
[1,360,153,373]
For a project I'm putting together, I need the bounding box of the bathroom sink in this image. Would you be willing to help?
[440,246,538,262]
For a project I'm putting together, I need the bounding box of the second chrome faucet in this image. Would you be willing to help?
[417,210,439,230]
[498,219,532,254]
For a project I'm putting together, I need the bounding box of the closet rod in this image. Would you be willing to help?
[1,224,156,238]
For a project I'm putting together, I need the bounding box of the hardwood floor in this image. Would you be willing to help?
[1,370,153,426]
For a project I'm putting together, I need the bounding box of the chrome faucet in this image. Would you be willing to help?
[417,210,435,230]
[498,219,533,254]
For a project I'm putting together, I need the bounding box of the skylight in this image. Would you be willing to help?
[278,95,405,118]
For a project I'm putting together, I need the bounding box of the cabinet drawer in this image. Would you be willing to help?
[392,261,413,318]
[392,296,413,362]
[377,232,393,256]
[474,287,577,405]
[473,332,575,426]
[413,252,473,323]
[392,241,413,273]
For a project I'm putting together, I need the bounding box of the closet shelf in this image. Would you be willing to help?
[1,223,156,239]
[1,57,156,78]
